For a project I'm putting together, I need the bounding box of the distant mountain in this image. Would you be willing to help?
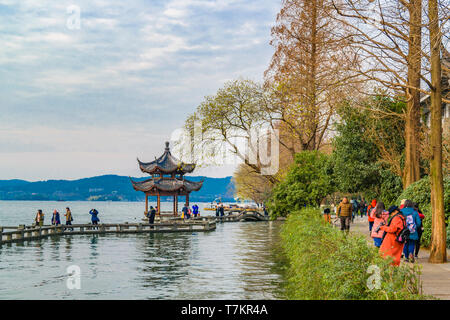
[0,175,235,202]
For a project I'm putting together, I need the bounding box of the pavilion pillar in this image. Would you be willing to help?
[175,195,178,216]
[173,195,176,216]
[186,194,189,207]
[145,194,149,215]
[157,193,161,216]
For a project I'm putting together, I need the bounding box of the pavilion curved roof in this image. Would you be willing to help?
[137,142,196,174]
[130,177,204,193]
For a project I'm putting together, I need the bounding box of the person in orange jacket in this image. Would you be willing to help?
[367,199,377,232]
[379,206,405,266]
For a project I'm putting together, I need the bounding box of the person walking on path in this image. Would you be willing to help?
[89,209,100,229]
[379,206,405,266]
[359,200,367,218]
[367,199,377,232]
[323,208,331,223]
[371,202,389,247]
[148,206,156,229]
[351,199,359,222]
[64,207,74,231]
[337,197,352,233]
[51,210,61,226]
[400,200,422,263]
[414,203,425,258]
[35,209,44,227]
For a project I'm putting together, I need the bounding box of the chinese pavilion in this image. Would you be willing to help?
[130,142,203,216]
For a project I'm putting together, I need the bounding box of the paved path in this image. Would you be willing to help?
[348,216,450,300]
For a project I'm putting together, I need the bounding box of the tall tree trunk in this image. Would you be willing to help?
[404,0,422,188]
[428,0,447,264]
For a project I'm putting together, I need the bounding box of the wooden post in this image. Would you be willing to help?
[173,195,176,216]
[157,193,161,216]
[145,194,149,216]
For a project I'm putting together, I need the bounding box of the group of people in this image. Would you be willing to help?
[215,203,225,217]
[33,207,100,229]
[327,197,425,266]
[182,204,200,219]
[368,198,424,265]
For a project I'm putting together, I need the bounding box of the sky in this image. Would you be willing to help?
[0,0,281,181]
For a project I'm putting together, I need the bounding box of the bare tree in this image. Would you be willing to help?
[428,0,447,264]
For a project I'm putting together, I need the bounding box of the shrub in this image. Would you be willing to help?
[280,208,429,300]
[267,151,334,219]
[396,176,450,248]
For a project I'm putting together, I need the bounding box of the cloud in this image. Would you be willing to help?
[0,0,280,179]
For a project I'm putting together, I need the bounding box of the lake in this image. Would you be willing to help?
[0,201,285,299]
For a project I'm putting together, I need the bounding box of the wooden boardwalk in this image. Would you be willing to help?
[0,220,216,245]
[188,210,270,222]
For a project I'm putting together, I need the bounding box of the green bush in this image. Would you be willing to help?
[280,208,429,300]
[396,176,450,248]
[268,151,334,218]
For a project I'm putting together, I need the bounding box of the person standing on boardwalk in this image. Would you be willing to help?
[219,203,225,217]
[89,209,100,229]
[400,200,422,263]
[367,199,377,232]
[371,202,389,247]
[192,204,199,218]
[379,206,405,266]
[413,203,425,258]
[51,210,61,226]
[35,209,44,227]
[64,207,74,231]
[182,204,190,220]
[337,197,352,233]
[148,206,156,229]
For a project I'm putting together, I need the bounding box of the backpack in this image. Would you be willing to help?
[405,215,416,234]
[394,214,410,244]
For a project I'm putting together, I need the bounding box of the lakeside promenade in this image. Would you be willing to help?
[350,217,450,300]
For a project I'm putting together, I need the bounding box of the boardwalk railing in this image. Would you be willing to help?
[0,220,215,245]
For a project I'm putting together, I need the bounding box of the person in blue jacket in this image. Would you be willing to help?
[89,209,100,229]
[400,200,422,263]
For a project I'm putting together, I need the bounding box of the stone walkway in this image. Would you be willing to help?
[348,216,450,300]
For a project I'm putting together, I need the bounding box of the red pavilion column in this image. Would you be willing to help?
[157,193,161,216]
[145,194,148,215]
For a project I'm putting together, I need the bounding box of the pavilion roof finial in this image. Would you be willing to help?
[165,141,170,152]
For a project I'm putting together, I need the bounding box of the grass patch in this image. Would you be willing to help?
[280,207,431,300]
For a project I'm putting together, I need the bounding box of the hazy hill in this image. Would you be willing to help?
[0,175,235,202]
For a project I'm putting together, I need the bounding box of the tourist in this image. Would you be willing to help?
[263,204,268,216]
[414,203,425,258]
[351,199,359,222]
[337,197,352,233]
[182,204,190,220]
[192,204,199,218]
[51,210,61,226]
[64,207,74,231]
[148,206,156,229]
[215,204,220,217]
[399,199,407,209]
[219,203,225,217]
[367,199,377,232]
[359,199,367,218]
[379,206,405,266]
[89,209,100,228]
[371,201,389,247]
[323,208,331,223]
[35,209,44,227]
[401,200,422,263]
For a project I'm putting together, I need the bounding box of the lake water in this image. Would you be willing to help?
[0,201,285,300]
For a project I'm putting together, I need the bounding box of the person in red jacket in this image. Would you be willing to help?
[379,206,405,266]
[367,199,377,232]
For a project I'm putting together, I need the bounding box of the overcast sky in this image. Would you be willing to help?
[0,0,280,181]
